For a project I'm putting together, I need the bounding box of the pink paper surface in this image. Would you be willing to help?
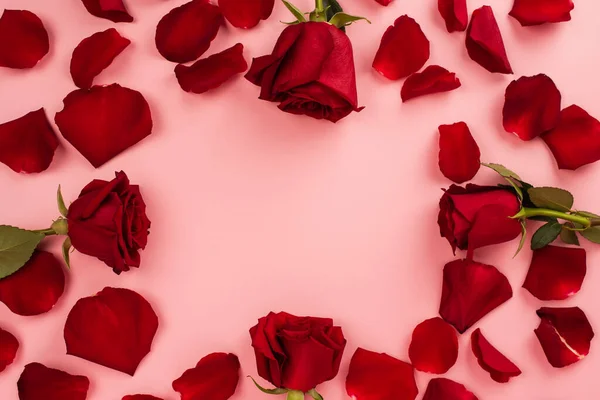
[1,0,599,399]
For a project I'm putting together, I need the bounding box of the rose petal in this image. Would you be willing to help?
[175,43,247,94]
[155,0,223,63]
[70,28,131,89]
[466,6,512,74]
[402,65,461,102]
[17,362,89,400]
[64,287,159,375]
[0,10,49,69]
[80,0,133,23]
[375,0,394,5]
[346,348,418,400]
[541,105,600,170]
[0,108,58,174]
[438,122,480,184]
[0,327,18,372]
[172,353,240,400]
[373,15,430,80]
[123,396,164,400]
[55,84,153,168]
[438,0,468,32]
[509,0,574,26]
[471,328,521,383]
[535,307,594,368]
[218,0,274,29]
[422,378,478,400]
[467,204,523,256]
[0,250,65,316]
[409,317,458,374]
[440,259,513,334]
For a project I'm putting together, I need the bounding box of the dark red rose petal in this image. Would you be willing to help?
[0,250,65,316]
[123,396,164,400]
[346,348,418,400]
[175,43,248,94]
[0,10,49,69]
[54,84,153,168]
[438,0,468,32]
[510,0,574,26]
[64,287,159,375]
[17,362,89,400]
[467,204,523,257]
[471,328,521,383]
[535,307,594,368]
[373,15,430,80]
[218,0,274,29]
[155,0,223,63]
[80,0,133,23]
[402,65,461,102]
[0,108,59,174]
[541,105,600,170]
[172,352,240,400]
[375,0,394,5]
[0,327,18,372]
[409,317,458,374]
[438,122,480,184]
[422,378,478,400]
[440,259,513,334]
[70,28,131,89]
[466,6,512,74]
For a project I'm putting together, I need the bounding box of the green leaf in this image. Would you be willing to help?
[482,163,522,181]
[57,185,68,217]
[282,0,306,22]
[576,210,600,218]
[560,226,580,246]
[0,226,44,279]
[248,376,288,395]
[308,389,324,400]
[514,220,527,257]
[328,12,371,28]
[287,391,304,400]
[527,187,574,212]
[581,226,600,244]
[62,237,72,269]
[531,221,562,250]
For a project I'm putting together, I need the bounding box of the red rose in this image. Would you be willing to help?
[245,22,362,123]
[67,171,150,274]
[250,311,346,392]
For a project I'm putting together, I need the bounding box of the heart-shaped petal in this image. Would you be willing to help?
[0,10,49,69]
[409,317,458,374]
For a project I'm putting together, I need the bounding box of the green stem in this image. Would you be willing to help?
[514,207,591,228]
[315,0,324,12]
[32,228,57,236]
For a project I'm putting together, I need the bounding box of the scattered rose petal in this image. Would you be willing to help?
[17,362,89,400]
[172,353,240,400]
[541,105,600,170]
[346,348,418,400]
[64,287,159,375]
[375,0,394,5]
[438,0,468,32]
[466,6,512,74]
[466,204,523,256]
[510,0,574,26]
[218,0,274,29]
[438,122,480,184]
[422,378,478,400]
[373,15,430,80]
[0,250,65,316]
[175,43,247,94]
[471,328,521,383]
[440,259,513,334]
[55,84,153,168]
[0,327,18,372]
[402,65,461,102]
[80,0,133,23]
[155,0,223,63]
[535,307,594,368]
[0,109,59,174]
[409,317,458,374]
[70,28,131,89]
[123,396,164,400]
[0,10,49,69]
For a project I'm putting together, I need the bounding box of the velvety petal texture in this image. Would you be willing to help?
[0,108,59,173]
[422,378,478,400]
[375,0,394,5]
[0,10,49,69]
[175,43,247,94]
[172,353,240,400]
[346,348,418,400]
[64,287,159,375]
[155,0,223,63]
[438,0,468,32]
[471,329,521,383]
[438,122,480,184]
[123,396,164,400]
[17,362,89,400]
[373,15,430,80]
[80,0,133,23]
[402,66,461,102]
[219,0,274,29]
[535,307,594,368]
[70,28,131,89]
[510,0,574,26]
[0,327,18,372]
[55,84,153,168]
[409,317,458,374]
[466,6,512,74]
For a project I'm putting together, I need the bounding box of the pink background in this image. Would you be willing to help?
[1,0,599,398]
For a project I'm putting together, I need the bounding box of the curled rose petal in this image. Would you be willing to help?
[346,348,418,400]
[440,259,513,334]
[55,84,153,168]
[402,65,461,102]
[0,250,65,316]
[471,329,521,383]
[155,0,223,63]
[0,327,18,372]
[438,122,480,184]
[510,0,574,26]
[541,105,600,170]
[375,0,394,5]
[70,28,131,89]
[535,307,594,368]
[422,378,478,400]
[64,287,159,375]
[438,0,468,32]
[466,6,512,74]
[123,396,164,400]
[172,353,240,400]
[0,108,58,174]
[80,0,133,23]
[373,15,430,80]
[17,362,89,400]
[0,10,49,69]
[175,43,247,94]
[409,317,458,374]
[218,0,274,29]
